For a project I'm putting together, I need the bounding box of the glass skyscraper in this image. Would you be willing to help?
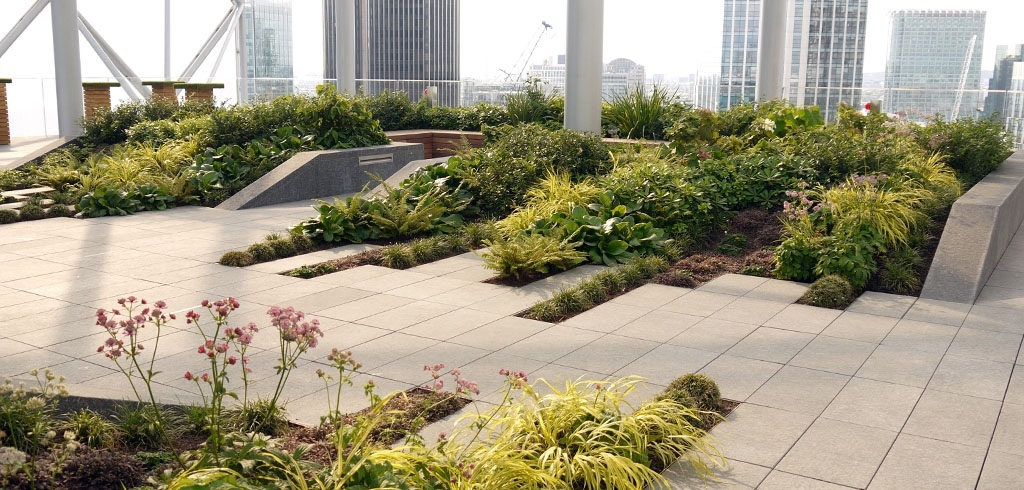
[323,0,460,107]
[719,0,868,120]
[983,44,1024,119]
[238,0,294,102]
[884,10,986,123]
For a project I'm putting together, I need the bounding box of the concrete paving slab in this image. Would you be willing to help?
[902,298,972,326]
[845,291,916,318]
[962,304,1024,334]
[856,343,945,388]
[757,471,853,490]
[789,335,877,375]
[696,273,769,296]
[551,333,658,375]
[881,319,959,354]
[725,327,815,364]
[977,450,1024,490]
[399,308,505,341]
[946,327,1023,363]
[1006,365,1024,405]
[358,300,458,331]
[743,279,808,304]
[613,344,718,386]
[975,285,1024,309]
[708,403,815,467]
[867,434,986,490]
[667,317,759,354]
[561,301,653,333]
[660,290,737,317]
[710,297,790,325]
[661,459,769,489]
[990,402,1024,457]
[821,312,898,344]
[700,355,782,401]
[902,389,1001,448]
[423,282,510,307]
[777,417,897,488]
[452,316,551,351]
[613,309,703,343]
[762,303,842,334]
[497,324,603,364]
[927,354,1014,401]
[610,283,691,309]
[822,377,922,432]
[747,365,850,416]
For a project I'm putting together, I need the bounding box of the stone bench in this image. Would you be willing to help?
[920,150,1024,303]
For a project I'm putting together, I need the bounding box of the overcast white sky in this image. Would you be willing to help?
[2,0,1023,134]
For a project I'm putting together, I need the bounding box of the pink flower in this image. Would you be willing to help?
[184,371,194,381]
[227,356,237,365]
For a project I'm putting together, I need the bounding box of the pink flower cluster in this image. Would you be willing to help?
[95,298,174,360]
[268,306,323,348]
[499,368,529,389]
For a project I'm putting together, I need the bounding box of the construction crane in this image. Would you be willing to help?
[500,21,553,83]
[951,34,977,120]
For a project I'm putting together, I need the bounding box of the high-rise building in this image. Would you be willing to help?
[692,72,721,111]
[784,0,868,121]
[983,44,1024,119]
[884,10,986,122]
[238,0,294,102]
[719,0,761,110]
[1004,62,1024,150]
[718,0,868,120]
[324,0,460,107]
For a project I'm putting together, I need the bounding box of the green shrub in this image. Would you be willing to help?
[481,234,586,280]
[246,242,277,263]
[914,115,1014,187]
[0,209,18,224]
[126,119,178,145]
[462,220,500,248]
[878,246,924,295]
[288,232,315,253]
[659,373,723,430]
[285,262,338,278]
[503,79,563,126]
[799,274,856,309]
[224,398,289,436]
[266,238,297,259]
[0,370,65,455]
[381,244,416,269]
[716,233,748,256]
[602,84,676,140]
[112,404,178,451]
[219,250,256,267]
[60,409,119,449]
[0,169,33,191]
[361,89,418,130]
[294,195,380,244]
[525,256,668,322]
[16,202,45,221]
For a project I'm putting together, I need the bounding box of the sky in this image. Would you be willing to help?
[2,0,1024,134]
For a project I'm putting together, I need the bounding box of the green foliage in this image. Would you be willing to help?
[45,204,75,218]
[462,220,500,248]
[127,119,178,145]
[288,232,315,253]
[381,244,416,269]
[218,250,256,267]
[225,398,289,436]
[799,274,856,309]
[267,238,297,259]
[602,84,677,140]
[0,209,18,224]
[498,171,602,236]
[112,404,177,451]
[913,115,1014,187]
[15,202,45,221]
[246,242,277,263]
[296,84,390,149]
[481,234,587,280]
[532,191,669,266]
[60,409,119,449]
[285,262,339,278]
[525,256,669,322]
[361,89,418,129]
[75,186,140,217]
[659,373,723,430]
[504,79,563,126]
[717,233,748,256]
[878,246,924,295]
[0,169,33,191]
[0,370,65,455]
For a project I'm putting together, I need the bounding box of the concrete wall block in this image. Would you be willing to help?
[921,151,1024,303]
[216,142,425,210]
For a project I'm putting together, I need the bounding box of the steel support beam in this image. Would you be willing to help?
[179,4,242,81]
[78,14,150,100]
[335,0,356,94]
[0,0,49,59]
[564,0,603,133]
[756,0,788,102]
[52,0,83,137]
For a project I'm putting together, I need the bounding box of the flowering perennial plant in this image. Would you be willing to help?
[316,348,362,425]
[266,305,323,425]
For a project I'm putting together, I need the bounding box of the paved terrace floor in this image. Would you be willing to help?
[0,202,1022,489]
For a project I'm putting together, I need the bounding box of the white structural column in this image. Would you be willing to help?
[564,0,603,133]
[756,0,788,102]
[164,0,171,79]
[335,0,356,94]
[52,0,84,137]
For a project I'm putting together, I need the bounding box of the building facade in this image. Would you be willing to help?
[324,0,461,107]
[884,10,986,122]
[692,72,721,111]
[983,44,1024,119]
[1004,62,1024,150]
[784,0,868,121]
[527,56,645,100]
[719,0,867,120]
[237,0,294,102]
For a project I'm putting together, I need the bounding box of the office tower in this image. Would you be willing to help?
[324,0,460,107]
[884,10,986,122]
[785,0,868,121]
[1004,62,1024,150]
[983,44,1024,119]
[238,0,294,102]
[692,72,721,111]
[719,0,761,110]
[718,0,868,120]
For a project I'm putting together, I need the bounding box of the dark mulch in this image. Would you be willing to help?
[653,208,782,289]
